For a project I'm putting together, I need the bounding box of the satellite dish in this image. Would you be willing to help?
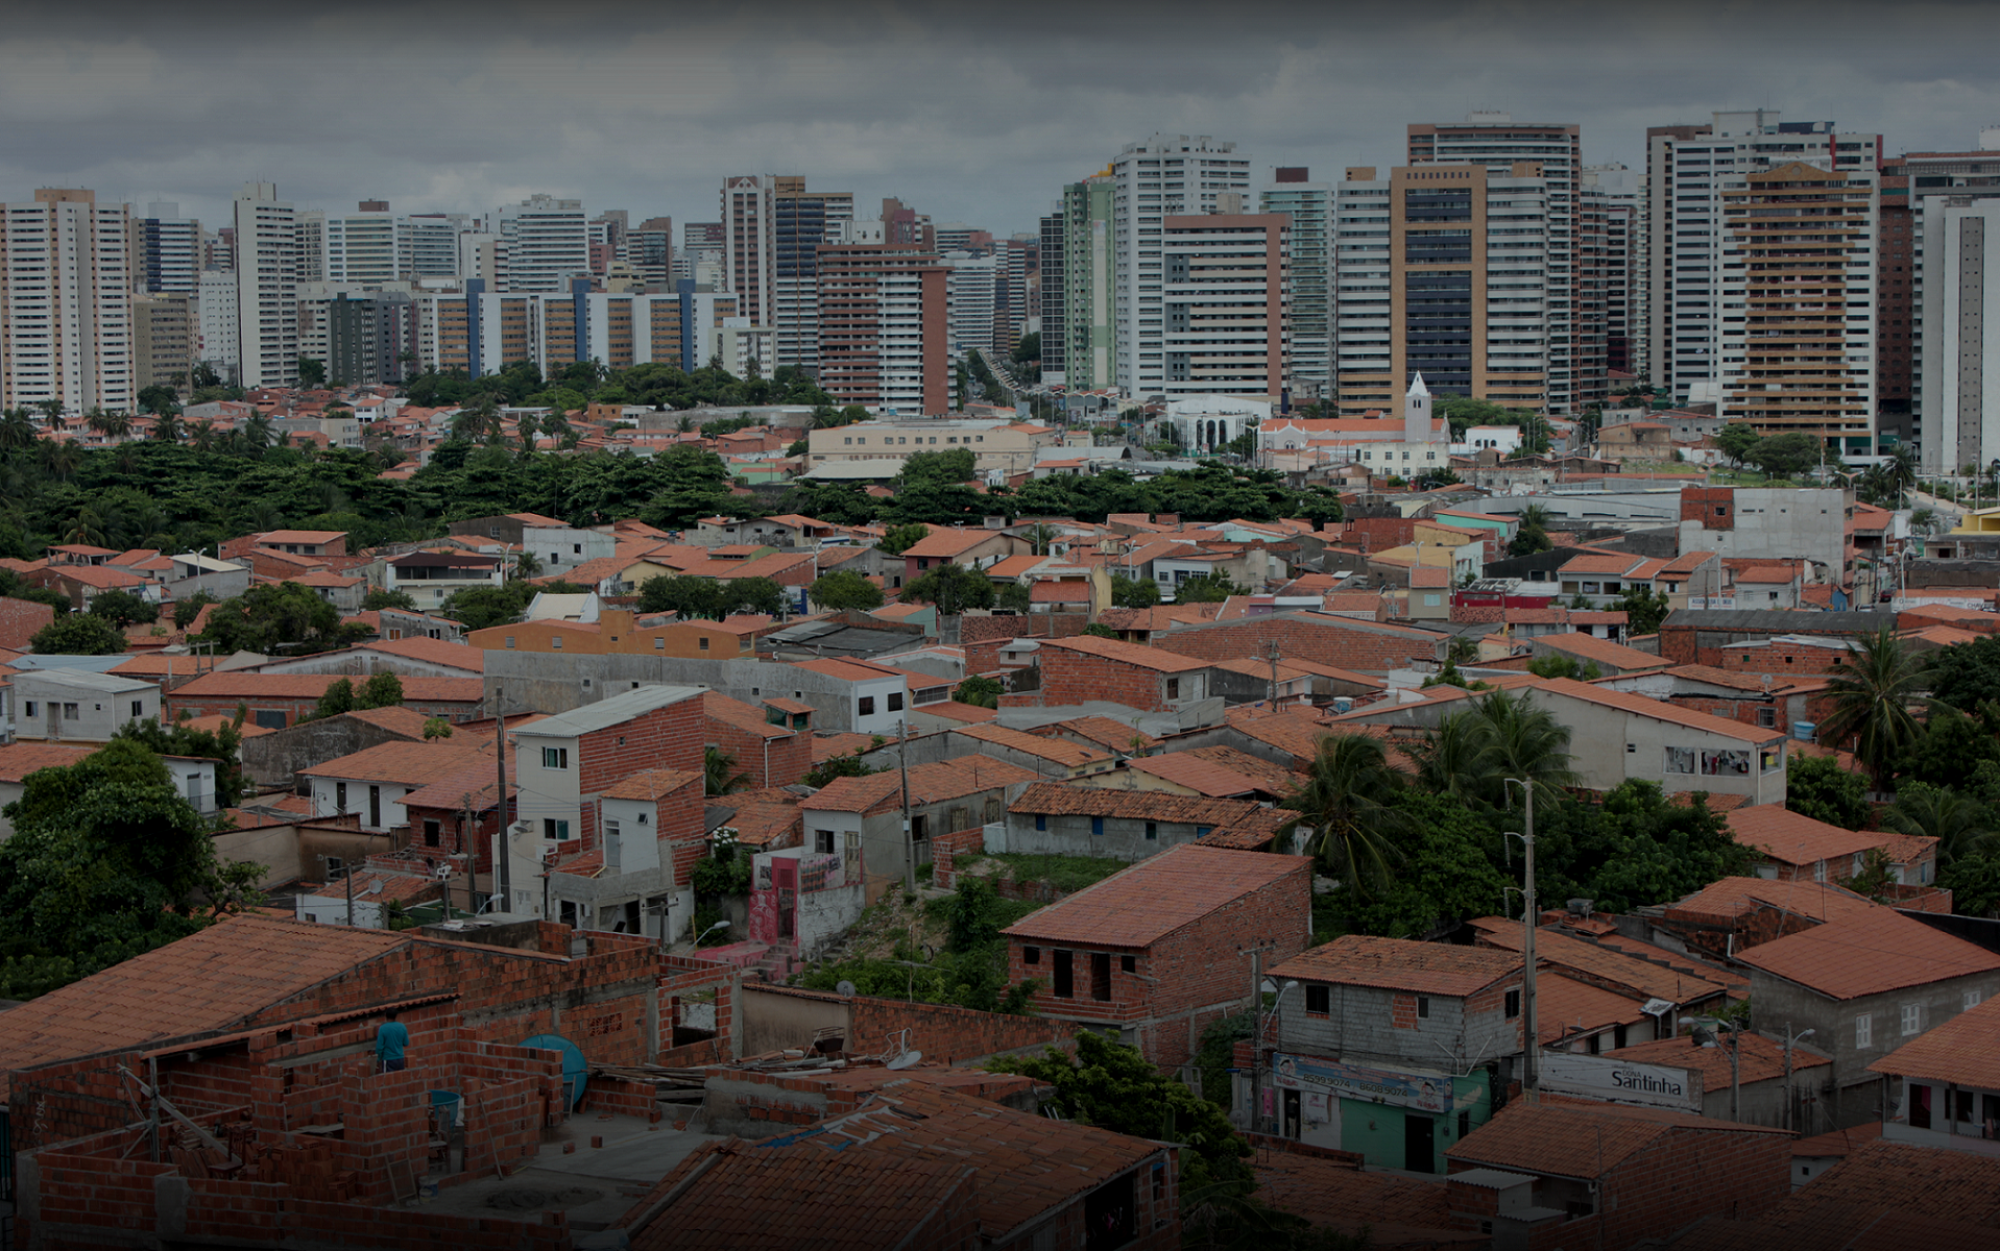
[885,1049,923,1070]
[836,980,857,998]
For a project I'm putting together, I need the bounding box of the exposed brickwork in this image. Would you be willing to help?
[1033,648,1180,712]
[1682,486,1736,529]
[568,694,704,848]
[703,697,812,789]
[1715,638,1847,677]
[1151,614,1440,672]
[847,997,1075,1067]
[930,826,985,889]
[0,595,55,650]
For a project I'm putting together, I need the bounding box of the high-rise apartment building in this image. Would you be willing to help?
[0,189,134,413]
[1720,163,1878,450]
[773,179,854,373]
[323,203,406,286]
[408,214,471,279]
[297,285,419,387]
[945,252,998,362]
[1162,213,1288,401]
[294,209,328,286]
[1408,115,1583,411]
[815,242,947,415]
[493,195,589,294]
[995,237,1034,356]
[1109,136,1253,396]
[1333,164,1553,416]
[1582,164,1639,381]
[628,217,674,288]
[197,269,238,380]
[1260,168,1333,396]
[722,176,776,328]
[1644,112,1881,405]
[233,182,299,390]
[416,284,736,379]
[1038,209,1066,385]
[129,292,196,390]
[880,198,933,251]
[1058,176,1118,391]
[134,202,200,296]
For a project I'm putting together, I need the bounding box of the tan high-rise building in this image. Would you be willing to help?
[0,188,134,413]
[130,292,196,391]
[1720,162,1877,449]
[1162,213,1289,400]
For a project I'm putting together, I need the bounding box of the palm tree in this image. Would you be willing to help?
[1022,523,1061,556]
[188,422,219,453]
[1279,733,1416,896]
[1818,627,1925,789]
[0,408,36,451]
[1882,444,1919,508]
[241,414,272,452]
[1415,711,1494,804]
[38,439,81,481]
[704,746,750,796]
[1463,689,1579,808]
[151,413,184,443]
[1883,782,1993,866]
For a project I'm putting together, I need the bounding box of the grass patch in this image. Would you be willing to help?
[981,852,1127,894]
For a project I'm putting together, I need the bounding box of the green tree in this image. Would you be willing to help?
[996,582,1033,613]
[1281,733,1417,899]
[1347,791,1512,939]
[1172,572,1245,603]
[362,587,419,612]
[1897,704,2000,789]
[1818,627,1925,789]
[312,678,358,719]
[1507,504,1553,557]
[358,671,404,709]
[1745,432,1822,480]
[422,717,453,740]
[439,582,539,632]
[112,718,249,810]
[296,357,328,389]
[1525,654,1602,681]
[1576,783,1753,913]
[29,613,128,655]
[1615,584,1671,635]
[1110,574,1161,609]
[802,753,877,788]
[87,588,159,628]
[1784,752,1871,829]
[1925,635,2000,713]
[954,675,1003,708]
[1940,850,2000,918]
[1882,782,1994,867]
[197,581,363,656]
[172,591,217,630]
[901,564,996,615]
[705,746,750,796]
[808,569,884,612]
[1716,422,1762,470]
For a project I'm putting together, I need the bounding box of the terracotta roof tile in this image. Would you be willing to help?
[0,740,95,783]
[357,635,485,672]
[1532,677,1784,743]
[1036,715,1162,752]
[169,672,484,703]
[702,691,796,741]
[1122,752,1281,798]
[806,756,1035,814]
[1663,876,1882,928]
[1737,908,2000,1000]
[1468,916,1731,1004]
[951,724,1111,767]
[1607,1029,1830,1088]
[1039,634,1212,673]
[1726,805,1894,867]
[341,705,442,739]
[1003,843,1310,948]
[299,741,492,786]
[1447,1099,1786,1181]
[1006,780,1270,826]
[1535,973,1654,1043]
[1254,1145,1473,1243]
[1271,934,1521,996]
[1534,632,1668,670]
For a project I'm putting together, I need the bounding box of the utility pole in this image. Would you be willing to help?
[899,717,915,895]
[1249,950,1264,1132]
[1504,777,1539,1103]
[1265,639,1283,706]
[1730,1026,1742,1122]
[494,683,512,913]
[344,860,355,928]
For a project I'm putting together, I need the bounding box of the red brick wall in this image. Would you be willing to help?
[0,595,54,650]
[575,695,704,847]
[1682,486,1734,529]
[1152,617,1439,671]
[846,996,1075,1066]
[1036,650,1171,711]
[1006,857,1313,1071]
[931,826,985,888]
[1716,639,1846,677]
[705,712,811,789]
[1595,1124,1790,1247]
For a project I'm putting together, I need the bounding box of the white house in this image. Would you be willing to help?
[12,670,159,743]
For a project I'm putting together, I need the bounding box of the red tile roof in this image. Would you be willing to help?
[1468,916,1731,1005]
[168,672,485,703]
[1040,633,1214,673]
[1121,750,1290,798]
[1531,677,1783,743]
[1037,715,1163,752]
[0,740,95,783]
[951,724,1111,767]
[703,691,796,741]
[1003,843,1311,948]
[1663,876,1882,928]
[1726,805,1892,867]
[1607,1029,1831,1088]
[299,741,491,786]
[899,528,1009,559]
[1447,1099,1787,1181]
[341,705,443,739]
[1006,781,1270,826]
[806,756,1035,814]
[1534,632,1668,671]
[1737,908,2000,1000]
[1559,553,1645,576]
[1270,934,1520,996]
[357,635,485,672]
[1536,973,1653,1044]
[1253,1144,1475,1245]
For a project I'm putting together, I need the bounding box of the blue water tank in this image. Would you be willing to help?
[1333,697,1354,714]
[1791,721,1816,742]
[520,1034,589,1110]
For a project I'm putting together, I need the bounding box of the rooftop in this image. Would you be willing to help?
[1270,934,1521,996]
[511,684,706,738]
[1039,634,1212,673]
[1006,780,1271,826]
[1533,631,1668,670]
[1531,676,1784,744]
[1003,843,1311,949]
[805,756,1036,814]
[1607,1029,1831,1089]
[1737,908,2000,1000]
[1726,805,1891,867]
[0,740,95,784]
[299,740,492,786]
[1468,916,1730,1005]
[1447,1099,1787,1182]
[951,723,1112,767]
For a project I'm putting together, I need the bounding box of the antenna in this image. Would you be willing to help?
[836,980,857,998]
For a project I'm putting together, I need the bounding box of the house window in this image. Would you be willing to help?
[542,747,569,769]
[63,703,79,720]
[1305,985,1330,1015]
[698,637,709,651]
[335,782,348,812]
[1505,989,1521,1019]
[1121,955,1135,973]
[858,696,875,716]
[1053,950,1074,998]
[1417,996,1431,1020]
[1195,826,1211,838]
[1145,821,1158,841]
[1967,991,1984,1011]
[816,829,836,854]
[1023,946,1040,965]
[605,820,622,872]
[888,692,904,712]
[1091,952,1112,1001]
[22,701,34,718]
[543,818,571,841]
[423,819,441,847]
[1757,707,1776,728]
[1091,817,1104,836]
[504,635,516,649]
[1855,1014,1872,1048]
[130,700,143,718]
[1166,678,1180,700]
[551,637,562,649]
[1035,814,1048,831]
[1901,1004,1922,1036]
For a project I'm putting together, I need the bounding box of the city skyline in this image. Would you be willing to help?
[5,1,1998,238]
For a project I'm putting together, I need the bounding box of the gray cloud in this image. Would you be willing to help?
[2,1,1997,237]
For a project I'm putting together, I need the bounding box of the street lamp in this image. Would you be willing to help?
[1782,1025,1815,1132]
[1254,978,1301,1135]
[693,919,731,948]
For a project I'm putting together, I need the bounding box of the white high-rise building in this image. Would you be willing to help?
[325,203,409,286]
[722,176,776,327]
[1161,212,1288,401]
[1110,135,1253,395]
[233,182,299,389]
[408,215,472,279]
[294,209,327,286]
[1644,111,1881,404]
[493,195,589,294]
[1916,196,2000,473]
[198,268,239,379]
[0,189,134,413]
[945,252,998,362]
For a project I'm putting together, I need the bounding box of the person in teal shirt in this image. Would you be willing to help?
[376,1009,410,1073]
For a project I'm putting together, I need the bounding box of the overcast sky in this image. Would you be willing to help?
[6,1,1998,239]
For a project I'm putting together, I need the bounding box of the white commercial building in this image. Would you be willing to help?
[233,182,299,390]
[1644,111,1881,407]
[1110,135,1254,396]
[0,189,134,414]
[493,195,589,294]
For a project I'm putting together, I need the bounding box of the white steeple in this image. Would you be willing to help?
[1404,372,1432,442]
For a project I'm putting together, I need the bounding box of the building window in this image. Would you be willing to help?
[1052,949,1073,998]
[1901,1004,1922,1036]
[1505,989,1521,1019]
[335,782,347,812]
[505,636,515,649]
[1195,825,1211,838]
[1967,991,1984,1011]
[543,818,571,841]
[1166,678,1180,699]
[1855,1014,1872,1048]
[22,701,34,718]
[655,637,665,649]
[888,692,904,712]
[1417,996,1431,1020]
[63,703,79,720]
[1091,817,1105,836]
[1121,955,1136,973]
[858,696,875,716]
[1035,814,1047,831]
[131,700,143,718]
[815,829,836,854]
[1145,821,1158,841]
[551,637,563,649]
[1091,952,1112,1001]
[1022,946,1040,965]
[1305,984,1330,1015]
[1757,707,1776,728]
[699,637,709,651]
[422,819,441,847]
[542,747,569,769]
